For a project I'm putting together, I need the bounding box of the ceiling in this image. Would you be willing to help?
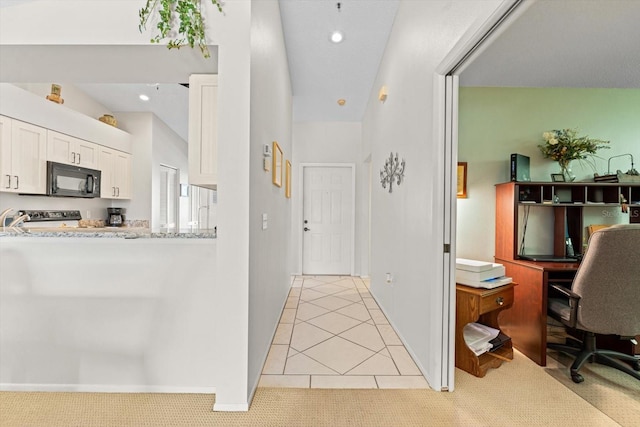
[459,0,640,88]
[76,83,192,142]
[279,0,399,122]
[3,0,638,142]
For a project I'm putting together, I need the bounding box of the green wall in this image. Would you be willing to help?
[457,87,640,261]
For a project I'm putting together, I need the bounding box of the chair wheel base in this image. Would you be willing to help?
[571,372,584,383]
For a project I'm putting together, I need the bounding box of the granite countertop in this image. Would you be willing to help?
[0,226,216,239]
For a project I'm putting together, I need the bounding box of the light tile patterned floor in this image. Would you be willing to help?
[259,276,429,389]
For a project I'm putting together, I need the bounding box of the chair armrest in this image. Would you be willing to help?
[549,283,581,327]
[549,283,581,300]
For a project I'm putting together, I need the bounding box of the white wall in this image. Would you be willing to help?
[14,83,114,121]
[115,113,153,224]
[151,115,189,229]
[457,87,640,261]
[291,122,364,274]
[247,0,293,400]
[361,0,501,391]
[0,237,216,392]
[0,0,254,410]
[116,111,190,229]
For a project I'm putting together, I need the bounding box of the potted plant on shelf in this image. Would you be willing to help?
[538,128,609,182]
[138,0,223,59]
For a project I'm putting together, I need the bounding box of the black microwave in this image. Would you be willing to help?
[47,161,101,198]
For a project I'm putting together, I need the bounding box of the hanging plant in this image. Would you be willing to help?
[138,0,223,58]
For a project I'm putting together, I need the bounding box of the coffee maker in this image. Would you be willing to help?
[106,207,125,227]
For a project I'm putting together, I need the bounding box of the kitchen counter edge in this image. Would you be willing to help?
[0,229,216,239]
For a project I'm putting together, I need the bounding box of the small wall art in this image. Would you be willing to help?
[285,160,291,198]
[457,162,467,198]
[380,152,405,193]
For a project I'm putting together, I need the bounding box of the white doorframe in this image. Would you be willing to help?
[298,163,356,276]
[434,0,528,391]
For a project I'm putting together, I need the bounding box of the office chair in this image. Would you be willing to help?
[547,224,640,383]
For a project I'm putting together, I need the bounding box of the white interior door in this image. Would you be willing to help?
[302,165,354,275]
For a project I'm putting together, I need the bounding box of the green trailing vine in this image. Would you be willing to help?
[139,0,223,58]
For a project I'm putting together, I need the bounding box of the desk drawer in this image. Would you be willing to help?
[479,287,513,315]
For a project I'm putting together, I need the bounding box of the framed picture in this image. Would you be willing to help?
[551,173,565,182]
[457,162,467,198]
[272,141,283,187]
[285,160,291,198]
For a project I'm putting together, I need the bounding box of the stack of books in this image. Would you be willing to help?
[456,258,511,289]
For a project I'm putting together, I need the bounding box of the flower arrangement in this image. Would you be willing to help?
[538,128,609,174]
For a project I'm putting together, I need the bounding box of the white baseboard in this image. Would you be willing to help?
[366,292,433,389]
[0,383,215,394]
[213,402,249,412]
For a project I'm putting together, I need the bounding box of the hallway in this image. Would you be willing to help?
[259,276,429,389]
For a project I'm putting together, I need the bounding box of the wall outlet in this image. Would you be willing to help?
[86,210,91,219]
[385,273,393,284]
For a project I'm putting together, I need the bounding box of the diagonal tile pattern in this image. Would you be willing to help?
[259,276,429,389]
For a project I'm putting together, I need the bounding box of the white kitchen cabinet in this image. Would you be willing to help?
[0,115,47,194]
[114,150,132,199]
[188,74,218,190]
[47,130,99,169]
[99,146,132,199]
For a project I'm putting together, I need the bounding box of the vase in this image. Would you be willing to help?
[559,163,576,182]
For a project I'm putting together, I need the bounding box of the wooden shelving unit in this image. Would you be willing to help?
[497,181,640,260]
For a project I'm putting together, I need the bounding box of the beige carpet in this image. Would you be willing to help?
[0,351,621,427]
[545,350,640,427]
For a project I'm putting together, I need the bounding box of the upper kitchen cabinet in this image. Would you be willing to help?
[0,115,47,194]
[98,146,131,199]
[47,130,99,169]
[188,74,218,190]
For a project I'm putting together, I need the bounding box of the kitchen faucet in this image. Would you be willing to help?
[8,214,30,229]
[1,208,13,231]
[0,209,30,233]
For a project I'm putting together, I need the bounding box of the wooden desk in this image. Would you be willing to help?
[494,182,640,366]
[455,283,514,377]
[495,258,577,366]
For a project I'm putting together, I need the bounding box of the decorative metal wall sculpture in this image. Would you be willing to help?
[380,152,405,193]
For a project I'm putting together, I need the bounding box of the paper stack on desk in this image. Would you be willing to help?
[463,322,500,356]
[456,258,511,289]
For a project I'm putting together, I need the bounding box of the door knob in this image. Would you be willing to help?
[304,227,310,232]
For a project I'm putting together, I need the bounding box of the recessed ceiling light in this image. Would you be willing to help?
[139,94,150,101]
[330,31,344,43]
[337,99,346,106]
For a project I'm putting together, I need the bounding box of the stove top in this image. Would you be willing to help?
[17,210,82,228]
[18,210,82,222]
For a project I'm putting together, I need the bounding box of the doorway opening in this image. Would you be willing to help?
[159,164,179,229]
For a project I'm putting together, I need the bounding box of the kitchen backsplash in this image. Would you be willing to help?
[0,193,148,227]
